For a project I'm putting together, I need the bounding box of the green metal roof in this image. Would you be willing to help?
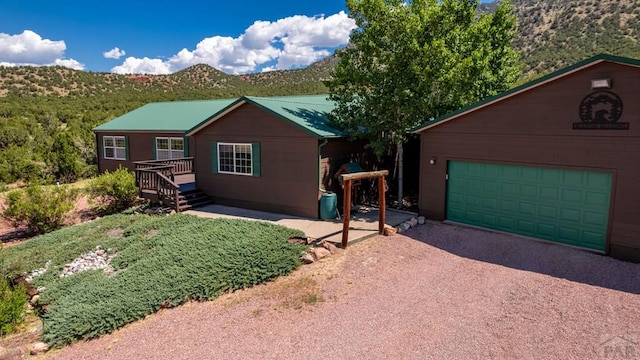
[186,94,345,139]
[93,98,237,132]
[413,53,640,133]
[242,95,345,139]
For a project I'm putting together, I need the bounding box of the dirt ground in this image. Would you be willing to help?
[42,221,640,360]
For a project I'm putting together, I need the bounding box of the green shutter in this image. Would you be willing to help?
[97,135,103,160]
[211,142,218,174]
[252,142,261,177]
[152,137,157,159]
[183,136,189,157]
[125,136,130,160]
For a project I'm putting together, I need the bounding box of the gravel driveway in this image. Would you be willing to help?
[50,221,640,360]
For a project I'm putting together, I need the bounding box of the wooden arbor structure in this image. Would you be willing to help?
[338,170,389,249]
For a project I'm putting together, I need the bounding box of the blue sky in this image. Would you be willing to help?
[0,0,493,75]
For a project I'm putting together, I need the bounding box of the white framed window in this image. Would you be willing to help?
[218,143,253,175]
[103,135,126,160]
[156,137,184,160]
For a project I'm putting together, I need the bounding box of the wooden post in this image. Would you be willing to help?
[378,177,386,234]
[341,179,352,249]
[339,170,389,249]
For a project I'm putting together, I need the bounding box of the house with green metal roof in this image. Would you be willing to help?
[93,94,370,218]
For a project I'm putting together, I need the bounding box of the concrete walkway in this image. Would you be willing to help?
[185,204,416,246]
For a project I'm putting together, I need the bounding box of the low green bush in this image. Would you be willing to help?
[1,183,79,235]
[0,278,28,336]
[0,214,306,347]
[86,167,138,214]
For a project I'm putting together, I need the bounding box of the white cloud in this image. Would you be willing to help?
[103,47,126,59]
[54,58,85,70]
[0,30,85,70]
[111,11,355,75]
[111,57,171,75]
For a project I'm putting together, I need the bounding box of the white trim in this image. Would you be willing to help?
[103,135,126,160]
[217,142,253,176]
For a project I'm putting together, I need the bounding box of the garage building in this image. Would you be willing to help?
[414,54,640,262]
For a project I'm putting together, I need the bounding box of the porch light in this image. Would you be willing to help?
[591,78,611,89]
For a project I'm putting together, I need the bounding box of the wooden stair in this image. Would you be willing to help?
[172,189,213,212]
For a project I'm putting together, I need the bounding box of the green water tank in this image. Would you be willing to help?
[320,192,337,220]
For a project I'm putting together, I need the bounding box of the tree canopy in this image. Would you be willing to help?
[327,0,522,155]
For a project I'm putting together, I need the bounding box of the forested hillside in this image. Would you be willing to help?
[1,0,639,185]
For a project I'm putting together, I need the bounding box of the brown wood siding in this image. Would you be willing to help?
[418,62,640,261]
[193,104,320,218]
[96,132,187,173]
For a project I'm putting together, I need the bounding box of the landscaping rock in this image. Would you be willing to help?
[312,247,332,260]
[417,216,426,225]
[301,253,315,264]
[60,246,114,277]
[322,242,339,254]
[401,222,412,231]
[30,294,40,305]
[30,342,49,356]
[409,217,418,227]
[383,226,397,236]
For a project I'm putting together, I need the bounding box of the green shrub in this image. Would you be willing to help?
[0,278,28,336]
[0,213,306,347]
[87,167,138,214]
[2,183,79,235]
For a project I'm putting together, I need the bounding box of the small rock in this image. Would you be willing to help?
[312,247,332,260]
[300,253,315,264]
[30,294,40,305]
[401,222,412,231]
[409,217,418,227]
[322,242,339,254]
[397,226,404,234]
[169,210,176,215]
[417,216,426,225]
[96,249,106,256]
[383,226,397,236]
[144,208,155,215]
[30,342,49,355]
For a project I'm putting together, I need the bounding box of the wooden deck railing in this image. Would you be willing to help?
[134,158,193,175]
[133,157,194,211]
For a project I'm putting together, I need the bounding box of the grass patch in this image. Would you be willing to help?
[0,213,306,347]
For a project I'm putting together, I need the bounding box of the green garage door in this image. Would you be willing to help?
[446,161,612,252]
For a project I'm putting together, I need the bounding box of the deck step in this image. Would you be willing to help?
[171,188,213,212]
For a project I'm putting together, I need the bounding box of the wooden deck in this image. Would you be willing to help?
[174,173,195,185]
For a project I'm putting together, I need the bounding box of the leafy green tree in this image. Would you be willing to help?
[327,0,521,206]
[49,131,82,183]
